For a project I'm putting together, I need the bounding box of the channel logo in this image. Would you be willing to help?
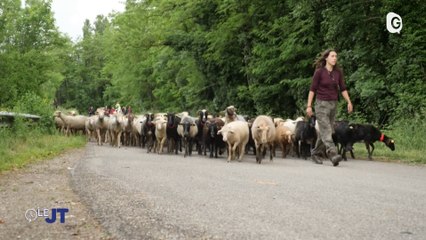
[25,208,69,223]
[386,12,403,34]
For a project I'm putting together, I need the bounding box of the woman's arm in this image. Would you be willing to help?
[341,90,353,113]
[306,91,315,117]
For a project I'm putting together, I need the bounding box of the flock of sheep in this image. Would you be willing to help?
[54,105,396,164]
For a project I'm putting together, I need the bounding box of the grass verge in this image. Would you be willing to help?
[0,130,86,173]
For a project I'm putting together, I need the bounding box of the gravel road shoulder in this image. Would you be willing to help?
[0,147,112,239]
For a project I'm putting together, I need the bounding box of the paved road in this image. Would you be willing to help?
[71,143,426,239]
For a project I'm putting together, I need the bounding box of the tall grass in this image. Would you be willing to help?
[0,127,86,173]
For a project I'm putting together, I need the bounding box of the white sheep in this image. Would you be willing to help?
[251,115,276,164]
[154,117,167,154]
[108,113,125,148]
[54,111,87,136]
[218,121,249,162]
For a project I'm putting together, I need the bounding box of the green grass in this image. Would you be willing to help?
[0,130,86,173]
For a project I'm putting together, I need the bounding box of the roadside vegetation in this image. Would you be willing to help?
[0,1,424,169]
[0,128,86,173]
[0,94,86,173]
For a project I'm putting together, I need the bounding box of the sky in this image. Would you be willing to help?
[50,0,125,41]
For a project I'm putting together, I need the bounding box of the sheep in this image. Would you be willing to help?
[131,115,145,147]
[224,105,238,124]
[166,112,181,154]
[294,116,317,160]
[273,117,285,127]
[273,123,293,158]
[108,113,125,148]
[222,106,244,123]
[334,123,395,160]
[54,111,87,136]
[154,117,167,154]
[54,115,66,134]
[85,107,108,145]
[121,114,134,146]
[196,109,209,155]
[245,118,256,155]
[332,121,353,160]
[177,115,198,157]
[141,113,155,150]
[282,117,305,134]
[204,118,226,158]
[85,116,97,142]
[218,121,249,162]
[251,115,276,164]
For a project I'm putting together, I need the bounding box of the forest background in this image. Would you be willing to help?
[0,0,425,165]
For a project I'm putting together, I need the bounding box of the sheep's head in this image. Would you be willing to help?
[225,106,236,117]
[308,116,316,128]
[257,125,270,144]
[208,122,217,138]
[155,118,167,131]
[385,137,396,151]
[96,108,106,119]
[198,109,209,123]
[218,127,232,142]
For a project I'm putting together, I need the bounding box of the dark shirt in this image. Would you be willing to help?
[310,67,347,101]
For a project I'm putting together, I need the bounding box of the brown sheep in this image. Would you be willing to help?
[274,123,293,158]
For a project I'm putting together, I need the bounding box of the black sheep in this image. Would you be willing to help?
[294,116,317,159]
[333,123,395,160]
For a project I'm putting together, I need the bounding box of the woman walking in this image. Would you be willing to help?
[306,49,353,166]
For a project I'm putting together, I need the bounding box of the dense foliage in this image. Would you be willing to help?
[1,0,425,127]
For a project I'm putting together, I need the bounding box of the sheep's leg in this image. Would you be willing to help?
[238,142,246,162]
[96,129,102,145]
[365,142,372,160]
[117,131,123,148]
[209,142,215,158]
[369,143,375,160]
[175,138,179,154]
[183,138,188,157]
[160,137,166,154]
[232,142,240,161]
[269,143,273,161]
[227,143,233,162]
[167,138,172,153]
[256,145,262,164]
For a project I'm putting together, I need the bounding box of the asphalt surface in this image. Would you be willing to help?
[71,142,426,239]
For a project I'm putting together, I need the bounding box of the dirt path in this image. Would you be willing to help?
[0,148,112,239]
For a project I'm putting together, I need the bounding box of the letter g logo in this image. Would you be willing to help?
[386,12,403,34]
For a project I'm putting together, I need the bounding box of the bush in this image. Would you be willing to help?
[13,92,55,133]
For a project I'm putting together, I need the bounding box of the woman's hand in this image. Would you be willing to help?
[347,102,353,114]
[306,106,314,117]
